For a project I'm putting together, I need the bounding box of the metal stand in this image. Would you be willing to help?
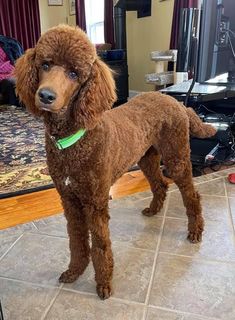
[0,301,4,320]
[145,50,177,88]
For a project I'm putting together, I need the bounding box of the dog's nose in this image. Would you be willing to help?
[38,88,56,104]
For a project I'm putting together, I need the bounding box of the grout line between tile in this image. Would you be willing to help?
[61,285,146,306]
[194,176,224,184]
[197,193,226,197]
[168,189,227,198]
[0,233,24,263]
[141,197,169,320]
[148,305,220,320]
[31,221,39,230]
[120,172,230,198]
[40,283,63,320]
[131,196,153,202]
[60,286,97,297]
[159,251,235,264]
[164,216,187,221]
[24,231,68,240]
[111,212,164,221]
[165,215,231,224]
[0,275,62,290]
[168,175,230,192]
[194,173,231,184]
[109,296,145,307]
[170,174,225,189]
[224,180,235,241]
[112,241,155,253]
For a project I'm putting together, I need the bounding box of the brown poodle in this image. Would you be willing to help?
[14,25,216,300]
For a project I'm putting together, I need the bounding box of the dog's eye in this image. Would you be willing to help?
[68,70,78,80]
[41,62,50,71]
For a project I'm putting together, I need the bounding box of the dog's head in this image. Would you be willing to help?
[15,25,117,128]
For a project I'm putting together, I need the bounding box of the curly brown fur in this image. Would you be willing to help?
[138,147,169,216]
[14,25,216,300]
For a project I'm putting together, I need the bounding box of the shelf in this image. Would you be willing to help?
[145,71,174,86]
[150,50,177,62]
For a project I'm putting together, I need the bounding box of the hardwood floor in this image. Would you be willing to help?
[0,170,151,230]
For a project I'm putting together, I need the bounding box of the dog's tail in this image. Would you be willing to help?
[186,107,217,138]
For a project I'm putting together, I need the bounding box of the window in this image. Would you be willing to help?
[85,0,104,44]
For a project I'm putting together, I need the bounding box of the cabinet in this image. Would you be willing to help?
[105,59,129,106]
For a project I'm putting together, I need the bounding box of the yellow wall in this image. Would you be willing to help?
[39,0,76,34]
[126,0,174,91]
[39,0,173,92]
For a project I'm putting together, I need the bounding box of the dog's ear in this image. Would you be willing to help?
[73,58,117,129]
[15,48,42,116]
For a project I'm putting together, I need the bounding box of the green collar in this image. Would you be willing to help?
[52,129,86,150]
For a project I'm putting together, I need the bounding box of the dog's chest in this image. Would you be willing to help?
[49,155,98,195]
[46,136,104,197]
[64,176,71,186]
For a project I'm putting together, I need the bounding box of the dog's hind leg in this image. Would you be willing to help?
[138,146,168,216]
[160,138,204,243]
[59,197,90,283]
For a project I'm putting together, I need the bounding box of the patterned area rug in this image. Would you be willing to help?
[0,105,53,199]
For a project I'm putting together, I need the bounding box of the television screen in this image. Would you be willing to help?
[196,0,235,84]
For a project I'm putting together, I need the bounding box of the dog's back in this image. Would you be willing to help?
[105,91,216,140]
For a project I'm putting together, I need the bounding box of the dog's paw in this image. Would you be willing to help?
[59,269,79,283]
[142,207,156,217]
[96,284,112,300]
[187,231,202,243]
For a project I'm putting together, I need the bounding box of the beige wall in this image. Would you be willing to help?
[39,0,76,34]
[126,0,174,92]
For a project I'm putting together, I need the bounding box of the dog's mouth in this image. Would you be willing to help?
[39,104,55,112]
[38,104,59,113]
[41,105,59,112]
[36,100,68,114]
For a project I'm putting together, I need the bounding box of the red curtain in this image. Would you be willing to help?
[75,0,87,32]
[104,0,115,47]
[170,0,198,49]
[0,0,41,50]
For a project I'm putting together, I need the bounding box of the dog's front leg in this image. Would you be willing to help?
[59,196,90,283]
[86,203,113,300]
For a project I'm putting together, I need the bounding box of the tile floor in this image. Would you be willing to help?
[0,168,235,320]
